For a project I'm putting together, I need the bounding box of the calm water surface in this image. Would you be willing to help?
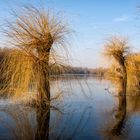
[0,77,140,140]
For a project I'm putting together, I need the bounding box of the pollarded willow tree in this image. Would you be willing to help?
[1,6,70,106]
[103,36,130,90]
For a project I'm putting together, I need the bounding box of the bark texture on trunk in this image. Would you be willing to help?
[36,33,53,106]
[37,61,50,107]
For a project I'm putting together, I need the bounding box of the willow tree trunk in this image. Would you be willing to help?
[122,65,127,95]
[37,59,50,107]
[36,33,53,107]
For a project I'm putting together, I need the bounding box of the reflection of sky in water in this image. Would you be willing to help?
[0,77,140,139]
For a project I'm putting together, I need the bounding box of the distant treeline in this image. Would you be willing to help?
[50,64,108,76]
[63,66,108,75]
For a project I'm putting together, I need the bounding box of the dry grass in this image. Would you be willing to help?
[127,54,140,94]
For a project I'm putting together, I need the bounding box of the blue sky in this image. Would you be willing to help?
[0,0,140,68]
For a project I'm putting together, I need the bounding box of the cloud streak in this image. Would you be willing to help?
[113,16,129,22]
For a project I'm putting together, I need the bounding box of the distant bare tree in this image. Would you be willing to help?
[103,36,130,92]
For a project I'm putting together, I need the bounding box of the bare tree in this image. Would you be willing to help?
[103,36,130,92]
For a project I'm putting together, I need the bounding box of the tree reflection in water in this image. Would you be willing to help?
[111,94,126,136]
[111,78,127,136]
[0,105,36,140]
[106,76,140,139]
[35,106,50,140]
[1,77,140,139]
[0,102,92,140]
[103,78,128,139]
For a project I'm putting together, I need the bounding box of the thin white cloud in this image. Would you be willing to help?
[113,16,129,22]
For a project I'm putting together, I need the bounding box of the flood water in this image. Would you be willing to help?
[0,76,140,140]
